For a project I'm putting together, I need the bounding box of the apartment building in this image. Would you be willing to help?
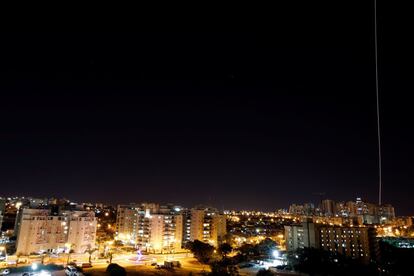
[15,208,97,255]
[116,204,226,250]
[188,207,226,247]
[115,203,183,252]
[285,220,377,263]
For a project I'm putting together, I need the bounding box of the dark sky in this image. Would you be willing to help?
[1,2,413,214]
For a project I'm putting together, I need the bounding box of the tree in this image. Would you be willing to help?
[66,247,75,265]
[114,240,123,247]
[287,247,338,275]
[85,245,97,264]
[210,259,239,276]
[186,240,215,264]
[218,243,233,258]
[106,263,126,276]
[41,253,46,264]
[378,240,414,276]
[256,238,277,258]
[287,247,379,276]
[238,239,277,259]
[238,243,257,257]
[63,243,75,265]
[96,235,108,253]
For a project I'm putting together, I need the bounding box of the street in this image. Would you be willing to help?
[1,252,209,275]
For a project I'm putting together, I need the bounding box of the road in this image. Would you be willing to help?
[2,252,208,275]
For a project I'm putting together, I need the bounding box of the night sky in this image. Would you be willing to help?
[1,2,413,214]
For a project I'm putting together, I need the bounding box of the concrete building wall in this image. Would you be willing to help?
[116,205,139,241]
[148,214,183,252]
[285,221,316,251]
[189,208,226,246]
[16,209,53,255]
[67,211,97,253]
[15,209,96,255]
[174,214,183,250]
[190,209,205,242]
[149,215,164,252]
[284,221,376,264]
[116,204,184,252]
[211,214,227,246]
[316,225,374,263]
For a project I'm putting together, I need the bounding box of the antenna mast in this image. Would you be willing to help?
[374,0,382,206]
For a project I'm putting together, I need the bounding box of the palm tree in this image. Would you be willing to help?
[108,252,113,264]
[85,245,97,265]
[65,244,74,265]
[41,253,46,264]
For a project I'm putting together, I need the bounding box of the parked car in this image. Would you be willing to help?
[81,263,92,269]
[164,261,181,268]
[0,269,10,275]
[65,266,79,276]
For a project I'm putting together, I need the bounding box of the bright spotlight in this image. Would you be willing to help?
[272,249,279,258]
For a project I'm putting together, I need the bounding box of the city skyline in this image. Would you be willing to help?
[0,195,400,218]
[1,190,412,275]
[1,2,414,215]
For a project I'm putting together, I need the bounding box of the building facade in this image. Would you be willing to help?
[320,199,336,217]
[188,207,226,247]
[147,214,183,252]
[285,220,377,263]
[317,225,376,263]
[15,208,97,255]
[289,198,396,225]
[116,204,140,243]
[116,204,226,250]
[115,203,183,252]
[285,220,316,250]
